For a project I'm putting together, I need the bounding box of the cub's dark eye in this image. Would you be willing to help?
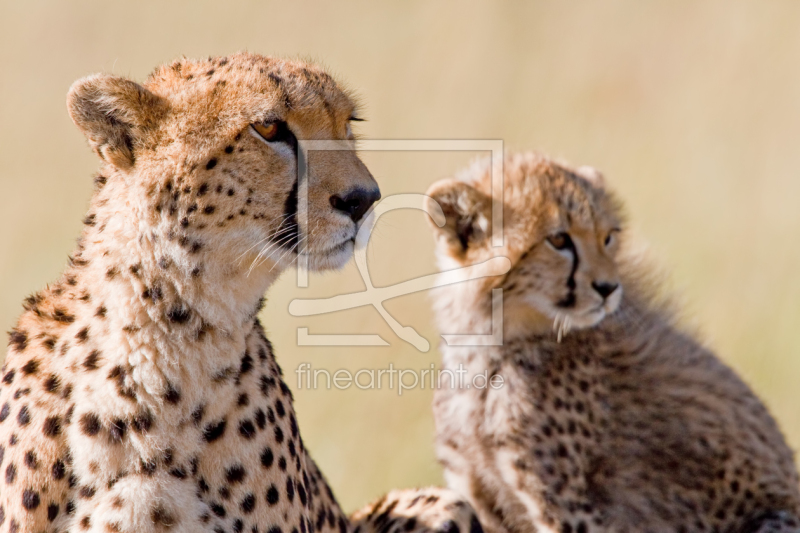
[604,228,620,247]
[251,120,297,150]
[547,232,572,251]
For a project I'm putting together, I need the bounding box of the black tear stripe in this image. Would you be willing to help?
[273,135,303,252]
[277,180,299,250]
[557,241,579,308]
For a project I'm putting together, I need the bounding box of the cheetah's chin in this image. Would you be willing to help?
[305,239,355,271]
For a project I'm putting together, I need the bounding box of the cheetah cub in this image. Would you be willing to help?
[425,152,800,533]
[0,54,477,533]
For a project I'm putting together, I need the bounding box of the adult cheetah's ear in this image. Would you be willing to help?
[425,179,492,255]
[67,74,168,170]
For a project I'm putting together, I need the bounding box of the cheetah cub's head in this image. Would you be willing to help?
[67,53,377,276]
[426,152,624,335]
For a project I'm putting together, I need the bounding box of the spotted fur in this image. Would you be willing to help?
[352,488,482,533]
[424,152,800,533]
[0,53,472,533]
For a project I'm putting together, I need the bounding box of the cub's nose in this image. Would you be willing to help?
[329,187,381,223]
[592,281,619,299]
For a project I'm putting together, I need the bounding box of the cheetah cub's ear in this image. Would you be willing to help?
[67,74,168,170]
[575,165,605,189]
[425,179,492,256]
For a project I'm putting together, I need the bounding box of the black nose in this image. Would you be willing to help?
[329,187,381,223]
[592,281,619,299]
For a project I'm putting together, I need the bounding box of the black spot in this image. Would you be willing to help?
[133,410,154,433]
[44,374,61,394]
[260,448,274,468]
[198,184,209,196]
[266,484,279,505]
[52,459,66,480]
[22,489,40,510]
[0,403,10,422]
[167,306,191,324]
[47,503,59,521]
[298,482,307,506]
[5,463,16,483]
[164,384,181,404]
[234,519,244,533]
[43,416,61,438]
[203,419,227,442]
[210,503,226,518]
[20,359,38,375]
[141,459,157,476]
[52,308,75,323]
[78,486,95,499]
[152,504,176,527]
[8,329,28,351]
[240,494,256,514]
[286,478,294,502]
[79,413,102,436]
[24,450,37,469]
[255,409,267,429]
[169,467,187,479]
[275,400,285,418]
[108,419,127,443]
[239,420,256,439]
[2,370,15,385]
[240,353,254,375]
[75,327,90,343]
[191,405,205,425]
[203,205,216,215]
[17,405,31,426]
[237,393,249,407]
[274,426,284,443]
[206,159,218,170]
[83,350,101,370]
[226,464,246,484]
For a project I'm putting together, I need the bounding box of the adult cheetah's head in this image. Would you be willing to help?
[67,53,378,277]
[426,152,625,335]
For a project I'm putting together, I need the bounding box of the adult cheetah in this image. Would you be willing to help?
[0,53,479,533]
[424,152,800,532]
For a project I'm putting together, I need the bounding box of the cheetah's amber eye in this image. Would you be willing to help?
[546,232,572,251]
[253,121,279,142]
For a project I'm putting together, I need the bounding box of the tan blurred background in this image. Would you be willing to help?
[1,0,800,512]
